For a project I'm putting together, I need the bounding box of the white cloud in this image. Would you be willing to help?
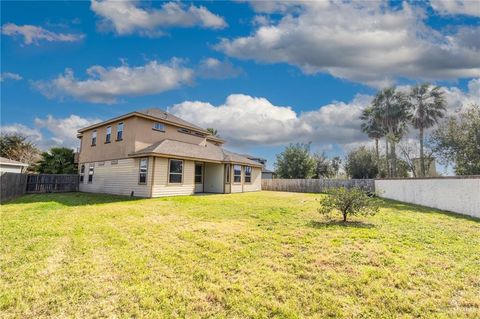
[0,124,43,144]
[34,59,194,104]
[441,78,480,113]
[169,93,370,148]
[91,0,226,36]
[217,1,480,87]
[197,58,243,79]
[430,0,480,17]
[0,72,22,82]
[169,78,479,149]
[1,23,84,45]
[1,115,99,150]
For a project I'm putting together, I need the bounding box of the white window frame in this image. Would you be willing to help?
[233,165,242,184]
[139,158,148,185]
[195,163,203,184]
[80,164,85,183]
[153,122,165,132]
[168,159,183,184]
[117,122,124,141]
[244,166,252,183]
[225,164,230,183]
[106,126,111,143]
[88,164,94,183]
[91,130,97,146]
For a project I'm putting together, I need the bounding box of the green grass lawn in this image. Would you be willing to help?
[1,191,479,318]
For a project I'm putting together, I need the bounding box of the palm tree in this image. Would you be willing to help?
[409,84,446,176]
[360,106,384,164]
[207,128,219,137]
[371,87,411,177]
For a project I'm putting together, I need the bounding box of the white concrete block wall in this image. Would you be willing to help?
[375,178,480,218]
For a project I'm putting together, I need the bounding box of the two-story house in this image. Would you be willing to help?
[77,108,262,197]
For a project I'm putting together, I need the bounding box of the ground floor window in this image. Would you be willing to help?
[79,164,85,183]
[88,164,94,183]
[195,164,203,183]
[233,165,241,183]
[244,166,252,183]
[169,159,183,183]
[225,164,230,183]
[139,158,148,184]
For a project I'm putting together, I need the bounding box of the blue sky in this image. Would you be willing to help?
[1,0,479,170]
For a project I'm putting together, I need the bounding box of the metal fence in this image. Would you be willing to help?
[0,173,79,202]
[261,178,375,193]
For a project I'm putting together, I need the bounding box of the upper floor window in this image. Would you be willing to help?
[169,159,183,183]
[244,166,252,183]
[91,130,97,146]
[233,165,241,183]
[139,158,148,184]
[153,122,165,132]
[106,126,111,143]
[117,122,124,141]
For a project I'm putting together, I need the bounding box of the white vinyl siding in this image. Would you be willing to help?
[151,158,195,197]
[79,158,152,197]
[243,167,262,192]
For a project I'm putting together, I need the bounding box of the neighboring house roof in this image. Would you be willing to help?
[129,139,262,167]
[242,154,267,162]
[262,168,274,174]
[0,157,29,167]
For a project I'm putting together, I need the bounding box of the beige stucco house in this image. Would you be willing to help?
[77,109,262,197]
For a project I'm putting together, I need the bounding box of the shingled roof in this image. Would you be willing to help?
[130,139,262,167]
[137,108,207,133]
[78,108,212,135]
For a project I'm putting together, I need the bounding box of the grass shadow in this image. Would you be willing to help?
[378,198,480,223]
[308,220,375,229]
[2,192,142,207]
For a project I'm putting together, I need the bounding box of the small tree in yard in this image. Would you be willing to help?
[319,187,380,222]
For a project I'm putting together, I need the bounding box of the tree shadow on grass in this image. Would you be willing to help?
[3,192,142,207]
[308,220,375,229]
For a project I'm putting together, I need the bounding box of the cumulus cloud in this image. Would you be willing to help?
[1,23,84,45]
[169,93,370,148]
[0,124,43,144]
[91,0,226,36]
[217,1,480,87]
[169,78,479,149]
[430,0,480,17]
[197,58,243,79]
[34,59,194,104]
[0,72,22,82]
[1,115,99,150]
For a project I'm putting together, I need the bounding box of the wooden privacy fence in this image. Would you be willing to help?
[0,173,79,202]
[262,178,375,193]
[26,174,79,193]
[0,172,28,202]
